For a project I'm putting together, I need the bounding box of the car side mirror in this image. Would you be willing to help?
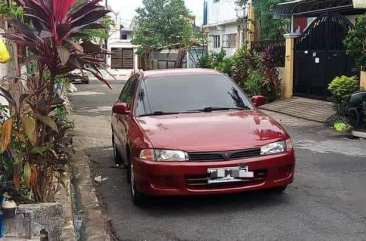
[112,102,130,115]
[251,95,266,107]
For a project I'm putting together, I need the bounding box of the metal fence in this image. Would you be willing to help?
[150,50,187,70]
[252,40,285,67]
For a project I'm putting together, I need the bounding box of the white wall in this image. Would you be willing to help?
[206,22,238,57]
[206,0,241,25]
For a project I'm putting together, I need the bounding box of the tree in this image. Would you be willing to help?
[344,15,366,71]
[81,16,115,43]
[132,0,199,68]
[0,0,23,18]
[237,0,287,40]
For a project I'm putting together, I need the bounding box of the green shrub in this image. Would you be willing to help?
[215,58,234,76]
[198,49,227,69]
[198,49,233,75]
[328,75,358,104]
[243,70,263,97]
[210,49,226,67]
[197,53,211,68]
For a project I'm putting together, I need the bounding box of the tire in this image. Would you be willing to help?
[270,185,287,193]
[112,134,123,166]
[129,160,145,206]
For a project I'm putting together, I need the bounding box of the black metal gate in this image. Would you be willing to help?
[294,13,355,100]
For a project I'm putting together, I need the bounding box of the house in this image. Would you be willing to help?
[274,0,366,100]
[202,0,249,57]
[106,17,139,75]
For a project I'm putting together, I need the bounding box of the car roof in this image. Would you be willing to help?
[142,68,223,79]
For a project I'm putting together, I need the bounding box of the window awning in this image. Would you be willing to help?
[273,0,365,18]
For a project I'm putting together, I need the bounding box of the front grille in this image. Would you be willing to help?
[230,149,261,160]
[186,169,267,189]
[188,153,223,161]
[188,148,261,162]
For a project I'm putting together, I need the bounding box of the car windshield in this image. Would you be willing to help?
[135,73,253,116]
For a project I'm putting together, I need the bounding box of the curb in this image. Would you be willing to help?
[60,173,77,241]
[352,130,366,139]
[70,137,111,241]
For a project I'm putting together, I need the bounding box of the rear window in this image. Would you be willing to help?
[135,73,253,116]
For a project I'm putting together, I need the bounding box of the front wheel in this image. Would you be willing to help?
[129,161,145,206]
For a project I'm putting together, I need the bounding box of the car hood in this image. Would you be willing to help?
[136,110,288,152]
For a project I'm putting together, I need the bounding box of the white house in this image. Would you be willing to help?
[203,0,248,57]
[106,17,139,75]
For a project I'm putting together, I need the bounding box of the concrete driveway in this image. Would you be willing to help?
[71,78,366,241]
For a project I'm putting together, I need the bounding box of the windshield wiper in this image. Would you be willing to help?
[189,106,249,112]
[138,111,182,117]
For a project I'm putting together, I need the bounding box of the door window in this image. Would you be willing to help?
[118,76,138,105]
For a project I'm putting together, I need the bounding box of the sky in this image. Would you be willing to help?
[107,0,204,27]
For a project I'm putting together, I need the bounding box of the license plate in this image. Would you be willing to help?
[207,167,254,184]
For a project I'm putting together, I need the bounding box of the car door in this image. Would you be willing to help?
[112,76,139,159]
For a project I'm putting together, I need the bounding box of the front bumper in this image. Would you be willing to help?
[133,151,295,196]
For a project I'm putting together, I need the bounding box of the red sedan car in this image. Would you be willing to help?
[111,69,295,205]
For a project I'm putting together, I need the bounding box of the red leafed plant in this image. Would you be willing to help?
[0,0,111,202]
[5,0,111,86]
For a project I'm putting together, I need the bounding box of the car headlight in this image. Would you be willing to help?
[260,139,293,155]
[140,149,189,162]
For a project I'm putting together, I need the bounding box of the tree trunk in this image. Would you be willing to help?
[174,47,186,68]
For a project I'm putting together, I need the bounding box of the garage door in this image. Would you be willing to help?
[111,48,134,69]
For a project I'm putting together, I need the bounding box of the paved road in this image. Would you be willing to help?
[71,78,366,241]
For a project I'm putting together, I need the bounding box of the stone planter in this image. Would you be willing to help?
[2,176,76,240]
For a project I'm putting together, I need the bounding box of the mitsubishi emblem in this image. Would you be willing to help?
[224,152,230,160]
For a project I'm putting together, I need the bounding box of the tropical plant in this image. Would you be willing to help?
[0,0,110,203]
[197,49,234,75]
[81,15,115,42]
[260,47,282,102]
[344,14,366,71]
[243,70,263,96]
[197,52,211,68]
[215,58,234,76]
[231,47,261,84]
[231,46,281,101]
[198,49,222,67]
